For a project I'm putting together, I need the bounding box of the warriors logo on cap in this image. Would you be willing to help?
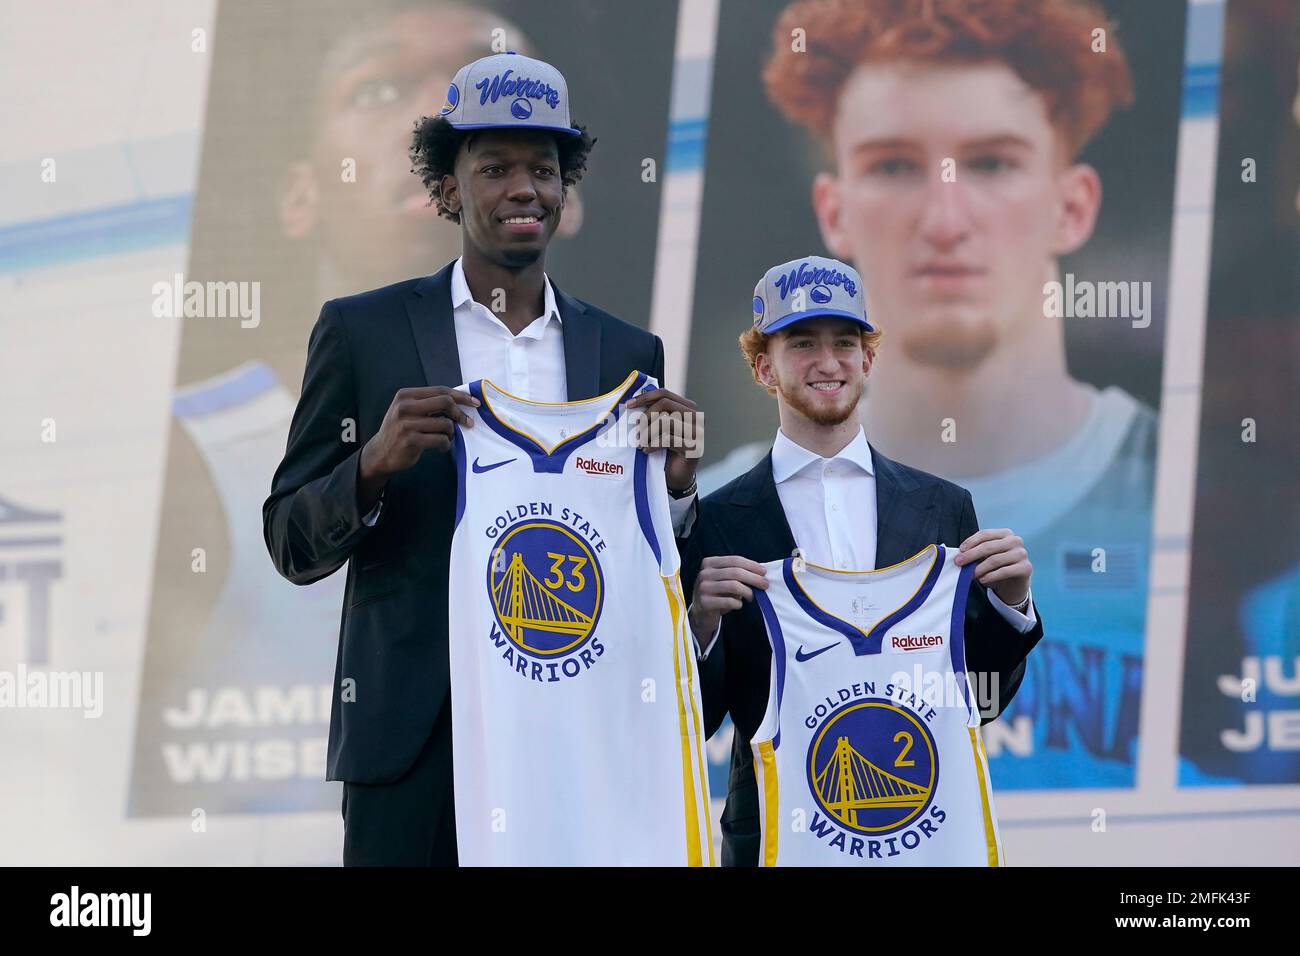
[751,255,874,334]
[437,51,581,137]
[440,82,460,115]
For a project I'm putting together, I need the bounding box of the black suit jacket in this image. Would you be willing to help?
[262,261,666,784]
[681,446,1044,866]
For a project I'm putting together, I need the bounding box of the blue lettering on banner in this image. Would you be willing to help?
[475,69,561,110]
[1008,643,1141,759]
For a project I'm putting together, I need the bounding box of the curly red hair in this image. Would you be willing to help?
[764,0,1135,158]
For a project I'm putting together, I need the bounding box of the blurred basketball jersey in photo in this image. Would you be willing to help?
[130,362,341,819]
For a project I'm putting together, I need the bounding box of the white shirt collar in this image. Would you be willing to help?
[771,425,876,484]
[450,256,562,336]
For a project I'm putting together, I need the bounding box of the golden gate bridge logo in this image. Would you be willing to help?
[806,700,937,834]
[487,520,603,657]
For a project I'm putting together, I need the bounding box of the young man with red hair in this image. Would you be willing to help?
[683,253,1043,866]
[694,0,1152,849]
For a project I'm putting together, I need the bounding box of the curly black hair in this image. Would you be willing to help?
[409,116,596,224]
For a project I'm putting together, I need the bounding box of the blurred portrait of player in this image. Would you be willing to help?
[764,0,1154,789]
[689,0,1187,790]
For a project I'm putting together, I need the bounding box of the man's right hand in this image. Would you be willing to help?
[688,555,769,644]
[357,386,480,511]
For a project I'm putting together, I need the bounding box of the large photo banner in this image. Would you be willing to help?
[1179,0,1299,786]
[688,0,1184,791]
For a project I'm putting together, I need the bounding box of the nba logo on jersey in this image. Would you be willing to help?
[750,545,1004,866]
[447,371,713,866]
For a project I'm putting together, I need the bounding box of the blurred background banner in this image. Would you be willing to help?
[1,0,1296,865]
[689,0,1185,794]
[1177,0,1300,787]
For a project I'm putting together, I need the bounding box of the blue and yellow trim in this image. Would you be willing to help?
[785,545,944,656]
[948,560,977,716]
[754,588,788,751]
[968,726,1002,867]
[470,370,646,473]
[755,741,779,866]
[676,572,714,866]
[665,572,712,865]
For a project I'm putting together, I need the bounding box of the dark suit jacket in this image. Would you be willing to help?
[680,446,1044,866]
[262,261,666,786]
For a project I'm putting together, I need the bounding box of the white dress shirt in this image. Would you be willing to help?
[365,257,695,529]
[695,425,1035,658]
[449,255,568,403]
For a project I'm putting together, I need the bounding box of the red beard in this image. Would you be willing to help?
[777,376,864,427]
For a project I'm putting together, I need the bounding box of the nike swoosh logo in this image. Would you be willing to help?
[472,456,516,474]
[795,642,837,662]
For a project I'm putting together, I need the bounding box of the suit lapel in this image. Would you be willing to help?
[729,452,798,560]
[555,283,602,400]
[871,443,937,568]
[405,262,463,387]
[408,269,601,398]
[732,446,937,567]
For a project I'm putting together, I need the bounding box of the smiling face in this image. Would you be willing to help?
[755,317,872,427]
[813,60,1101,371]
[281,6,506,284]
[442,128,565,268]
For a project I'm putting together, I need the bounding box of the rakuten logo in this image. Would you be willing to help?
[576,456,624,479]
[890,634,944,652]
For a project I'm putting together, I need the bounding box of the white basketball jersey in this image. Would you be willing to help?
[749,544,1003,866]
[447,371,713,866]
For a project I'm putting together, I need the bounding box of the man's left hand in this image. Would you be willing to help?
[954,528,1032,607]
[625,388,704,492]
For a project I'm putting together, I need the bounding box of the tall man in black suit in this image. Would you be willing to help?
[682,255,1044,866]
[263,52,702,865]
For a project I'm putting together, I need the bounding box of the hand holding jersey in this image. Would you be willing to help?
[689,555,770,642]
[690,527,1032,647]
[953,528,1032,611]
[625,386,705,493]
[357,386,481,513]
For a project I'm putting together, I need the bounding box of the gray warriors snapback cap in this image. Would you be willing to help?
[439,51,581,136]
[751,255,874,333]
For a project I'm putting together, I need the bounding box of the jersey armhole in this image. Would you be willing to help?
[633,446,679,576]
[749,588,784,747]
[948,557,978,725]
[452,423,468,531]
[451,382,478,531]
